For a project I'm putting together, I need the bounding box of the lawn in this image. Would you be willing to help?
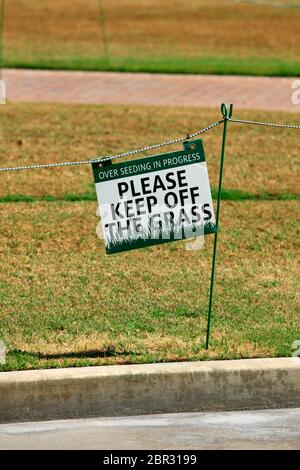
[2,0,300,77]
[0,103,299,371]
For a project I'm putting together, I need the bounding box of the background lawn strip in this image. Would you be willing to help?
[1,104,299,199]
[4,0,300,77]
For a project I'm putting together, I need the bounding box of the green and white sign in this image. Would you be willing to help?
[92,140,215,254]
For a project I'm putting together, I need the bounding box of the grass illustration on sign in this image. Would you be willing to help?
[92,140,216,254]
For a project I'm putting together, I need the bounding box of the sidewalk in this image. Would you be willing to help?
[1,409,299,450]
[3,69,299,112]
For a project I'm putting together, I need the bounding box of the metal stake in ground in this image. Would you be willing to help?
[98,0,110,63]
[0,0,5,80]
[205,103,233,349]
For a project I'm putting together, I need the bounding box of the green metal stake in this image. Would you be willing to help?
[205,103,233,349]
[0,0,5,80]
[98,0,110,63]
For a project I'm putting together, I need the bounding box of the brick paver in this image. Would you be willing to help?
[3,69,300,113]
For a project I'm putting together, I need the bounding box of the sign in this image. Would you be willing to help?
[92,140,215,254]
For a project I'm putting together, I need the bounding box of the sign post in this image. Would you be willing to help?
[92,103,232,350]
[205,103,233,349]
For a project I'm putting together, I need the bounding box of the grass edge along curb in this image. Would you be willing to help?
[0,358,299,423]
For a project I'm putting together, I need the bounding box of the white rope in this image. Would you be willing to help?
[0,119,223,173]
[229,117,300,129]
[1,116,299,173]
[234,0,300,9]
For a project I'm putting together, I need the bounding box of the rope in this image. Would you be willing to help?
[229,117,300,129]
[0,119,223,173]
[1,115,299,174]
[234,0,300,8]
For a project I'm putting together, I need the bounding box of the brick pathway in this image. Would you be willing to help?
[3,68,300,113]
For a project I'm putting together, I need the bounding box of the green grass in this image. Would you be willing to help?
[0,103,299,371]
[4,55,300,77]
[0,189,299,205]
[1,103,299,199]
[0,200,299,371]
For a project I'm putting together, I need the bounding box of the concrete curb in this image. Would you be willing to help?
[0,358,299,423]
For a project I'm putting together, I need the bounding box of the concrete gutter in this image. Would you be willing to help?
[0,358,299,423]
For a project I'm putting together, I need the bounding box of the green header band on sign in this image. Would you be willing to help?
[92,140,205,183]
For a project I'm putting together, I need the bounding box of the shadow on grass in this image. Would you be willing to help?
[10,347,141,360]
